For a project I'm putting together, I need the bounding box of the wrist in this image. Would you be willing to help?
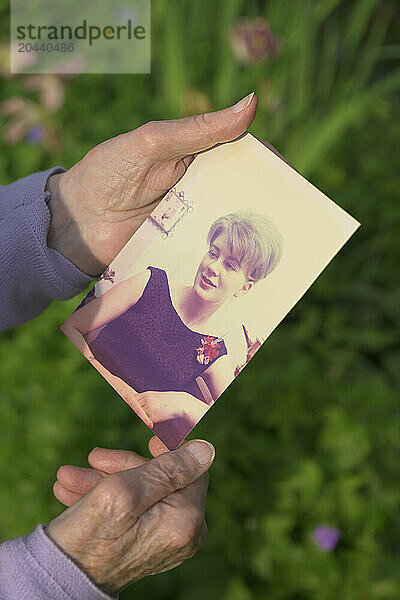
[46,172,103,277]
[45,524,119,596]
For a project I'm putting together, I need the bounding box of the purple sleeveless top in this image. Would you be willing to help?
[86,266,228,448]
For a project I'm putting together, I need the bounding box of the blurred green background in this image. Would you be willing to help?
[0,0,399,598]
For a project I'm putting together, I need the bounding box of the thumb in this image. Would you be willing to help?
[137,92,257,160]
[113,440,215,516]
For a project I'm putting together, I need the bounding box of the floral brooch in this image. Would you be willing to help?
[196,336,223,366]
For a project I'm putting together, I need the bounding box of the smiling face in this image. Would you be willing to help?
[193,233,253,305]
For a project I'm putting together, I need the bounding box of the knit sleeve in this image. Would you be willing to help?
[0,524,118,600]
[0,167,95,331]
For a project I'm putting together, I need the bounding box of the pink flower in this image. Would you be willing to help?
[230,18,280,64]
[196,336,222,366]
[0,83,62,151]
[0,96,61,150]
[24,75,65,112]
[0,97,39,145]
[0,45,83,153]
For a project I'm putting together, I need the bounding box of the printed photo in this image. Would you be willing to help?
[62,133,360,449]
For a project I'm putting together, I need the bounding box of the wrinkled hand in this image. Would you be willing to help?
[47,93,257,276]
[53,436,166,507]
[47,438,215,596]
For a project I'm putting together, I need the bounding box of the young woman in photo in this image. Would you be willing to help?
[61,211,283,447]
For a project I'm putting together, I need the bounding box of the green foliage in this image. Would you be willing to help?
[0,1,399,598]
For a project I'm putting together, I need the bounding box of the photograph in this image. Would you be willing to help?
[61,133,359,449]
[1,1,398,598]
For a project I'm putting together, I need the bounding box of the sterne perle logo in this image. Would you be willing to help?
[16,19,146,46]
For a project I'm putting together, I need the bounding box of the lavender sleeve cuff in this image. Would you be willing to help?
[0,524,118,600]
[0,167,95,331]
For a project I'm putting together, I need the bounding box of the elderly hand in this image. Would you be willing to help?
[47,438,215,596]
[53,436,165,507]
[47,93,257,276]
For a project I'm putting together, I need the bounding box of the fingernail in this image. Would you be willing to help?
[231,92,255,113]
[92,447,100,451]
[187,440,215,465]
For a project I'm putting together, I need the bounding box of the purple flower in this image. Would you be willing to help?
[312,525,340,552]
[25,125,44,145]
[230,18,281,64]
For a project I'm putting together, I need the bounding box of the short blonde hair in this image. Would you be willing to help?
[207,211,283,283]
